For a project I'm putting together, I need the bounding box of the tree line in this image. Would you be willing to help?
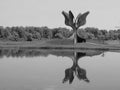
[0,26,120,41]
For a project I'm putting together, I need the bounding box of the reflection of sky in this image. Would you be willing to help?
[0,52,120,90]
[79,52,120,89]
[0,0,120,30]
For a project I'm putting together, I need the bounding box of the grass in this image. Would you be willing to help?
[0,39,120,50]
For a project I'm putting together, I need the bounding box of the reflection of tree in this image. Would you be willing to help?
[63,52,89,84]
[0,48,105,58]
[0,48,50,58]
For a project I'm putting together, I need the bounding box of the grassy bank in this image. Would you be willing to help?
[0,39,120,50]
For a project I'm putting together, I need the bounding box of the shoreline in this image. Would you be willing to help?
[0,40,120,50]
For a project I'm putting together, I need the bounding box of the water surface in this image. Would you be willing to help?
[0,48,120,90]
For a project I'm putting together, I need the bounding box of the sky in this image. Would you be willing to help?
[0,0,120,30]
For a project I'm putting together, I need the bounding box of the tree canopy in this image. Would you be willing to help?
[0,26,119,41]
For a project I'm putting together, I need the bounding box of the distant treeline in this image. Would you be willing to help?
[0,26,120,41]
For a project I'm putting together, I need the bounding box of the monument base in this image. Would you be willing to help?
[76,34,86,43]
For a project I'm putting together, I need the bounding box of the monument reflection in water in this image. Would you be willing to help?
[0,48,105,84]
[63,52,89,84]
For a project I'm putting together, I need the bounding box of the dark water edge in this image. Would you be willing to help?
[1,44,120,51]
[0,44,120,58]
[0,47,108,58]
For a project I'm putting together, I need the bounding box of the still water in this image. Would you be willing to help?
[0,48,120,90]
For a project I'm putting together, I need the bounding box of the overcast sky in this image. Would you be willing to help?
[0,0,120,30]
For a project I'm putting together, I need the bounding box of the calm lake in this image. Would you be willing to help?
[0,48,120,90]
